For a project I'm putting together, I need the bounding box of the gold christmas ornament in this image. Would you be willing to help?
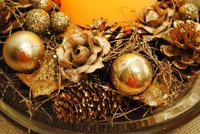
[3,31,45,72]
[177,0,200,20]
[111,53,153,95]
[25,9,50,34]
[32,0,54,12]
[51,11,70,33]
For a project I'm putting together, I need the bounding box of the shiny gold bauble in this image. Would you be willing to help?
[111,53,153,95]
[3,31,45,72]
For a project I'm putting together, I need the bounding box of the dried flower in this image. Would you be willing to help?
[56,30,111,82]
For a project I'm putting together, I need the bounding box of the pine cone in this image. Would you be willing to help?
[0,1,32,34]
[87,18,132,43]
[161,20,200,76]
[53,79,122,123]
[136,0,175,41]
[56,30,111,82]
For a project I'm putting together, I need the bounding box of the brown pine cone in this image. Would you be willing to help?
[0,1,32,34]
[56,30,111,82]
[86,18,132,43]
[161,20,200,76]
[136,0,175,41]
[53,79,122,123]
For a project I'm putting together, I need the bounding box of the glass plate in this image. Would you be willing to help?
[0,77,200,134]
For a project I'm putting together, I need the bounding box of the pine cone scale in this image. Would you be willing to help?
[180,49,194,64]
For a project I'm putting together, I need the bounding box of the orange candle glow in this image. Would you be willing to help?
[60,0,157,27]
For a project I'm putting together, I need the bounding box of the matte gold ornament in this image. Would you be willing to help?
[25,9,50,34]
[3,31,45,72]
[111,53,153,95]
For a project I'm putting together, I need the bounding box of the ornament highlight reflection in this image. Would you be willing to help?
[3,31,45,72]
[111,53,153,95]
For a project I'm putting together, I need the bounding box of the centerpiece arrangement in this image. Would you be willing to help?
[0,0,200,133]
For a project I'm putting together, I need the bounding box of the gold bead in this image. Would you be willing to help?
[111,53,153,95]
[3,31,45,72]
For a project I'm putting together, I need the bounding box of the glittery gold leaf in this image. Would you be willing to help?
[18,53,63,98]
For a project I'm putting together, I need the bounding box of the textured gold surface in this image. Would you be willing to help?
[25,9,50,34]
[51,12,70,32]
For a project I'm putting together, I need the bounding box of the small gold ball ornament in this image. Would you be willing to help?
[25,9,50,34]
[3,31,45,72]
[111,53,153,95]
[51,12,70,33]
[32,0,54,12]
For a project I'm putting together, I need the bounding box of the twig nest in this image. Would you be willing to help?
[136,1,174,41]
[25,9,50,34]
[51,11,70,33]
[56,30,111,82]
[111,53,153,95]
